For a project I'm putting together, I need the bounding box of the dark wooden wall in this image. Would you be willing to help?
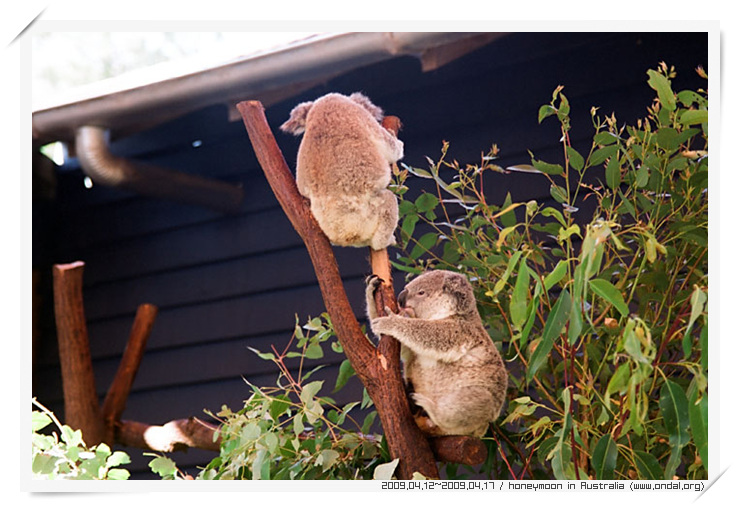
[32,31,708,478]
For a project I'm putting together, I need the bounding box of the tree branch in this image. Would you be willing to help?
[430,436,488,465]
[236,100,439,479]
[102,303,158,433]
[116,418,220,452]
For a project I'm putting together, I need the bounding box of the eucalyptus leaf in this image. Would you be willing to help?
[496,225,519,250]
[149,456,177,478]
[550,184,568,204]
[510,257,530,331]
[606,363,631,402]
[32,453,56,475]
[647,69,676,111]
[415,192,439,213]
[687,386,708,470]
[543,260,568,291]
[659,379,691,478]
[305,341,324,360]
[633,451,663,480]
[567,146,584,171]
[589,279,629,317]
[373,458,400,480]
[106,451,131,467]
[590,145,618,167]
[551,441,576,480]
[106,468,130,480]
[682,286,707,357]
[410,232,439,260]
[594,131,618,146]
[605,158,621,190]
[300,380,324,403]
[334,359,356,392]
[679,109,707,126]
[532,159,564,176]
[540,206,567,227]
[527,290,571,382]
[538,104,557,123]
[318,449,340,472]
[32,411,52,432]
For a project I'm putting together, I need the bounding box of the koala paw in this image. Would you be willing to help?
[365,274,384,289]
[414,414,444,437]
[370,316,391,335]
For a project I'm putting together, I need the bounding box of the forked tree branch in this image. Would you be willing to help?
[237,100,440,479]
[102,303,158,432]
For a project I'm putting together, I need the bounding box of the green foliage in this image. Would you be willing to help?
[392,62,708,480]
[148,314,390,480]
[31,398,131,480]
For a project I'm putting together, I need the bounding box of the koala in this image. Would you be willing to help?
[366,270,508,437]
[280,92,403,250]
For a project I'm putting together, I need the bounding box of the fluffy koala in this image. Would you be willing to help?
[280,92,403,250]
[366,270,508,437]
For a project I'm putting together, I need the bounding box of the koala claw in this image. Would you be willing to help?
[365,274,383,288]
[383,306,395,316]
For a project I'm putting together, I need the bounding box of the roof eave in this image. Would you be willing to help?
[32,32,506,146]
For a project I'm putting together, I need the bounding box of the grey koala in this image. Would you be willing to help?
[366,270,508,437]
[280,92,403,250]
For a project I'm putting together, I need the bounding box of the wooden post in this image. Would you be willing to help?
[52,262,108,446]
[237,100,440,479]
[51,263,222,454]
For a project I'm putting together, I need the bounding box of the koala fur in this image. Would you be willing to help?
[280,92,404,250]
[366,270,508,437]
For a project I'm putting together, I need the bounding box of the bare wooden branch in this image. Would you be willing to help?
[237,100,439,479]
[102,303,158,433]
[116,418,221,452]
[52,261,108,446]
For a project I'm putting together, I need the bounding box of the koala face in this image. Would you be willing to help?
[398,270,476,320]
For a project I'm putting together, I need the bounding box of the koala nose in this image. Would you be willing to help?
[398,290,408,308]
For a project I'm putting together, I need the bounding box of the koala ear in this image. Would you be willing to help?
[443,272,475,313]
[349,92,384,121]
[280,101,314,135]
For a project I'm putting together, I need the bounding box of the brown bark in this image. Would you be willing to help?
[102,303,158,433]
[430,436,488,465]
[52,262,108,446]
[237,100,440,479]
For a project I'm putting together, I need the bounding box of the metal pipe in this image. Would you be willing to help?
[75,125,244,213]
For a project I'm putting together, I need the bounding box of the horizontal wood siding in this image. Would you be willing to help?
[32,31,708,477]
